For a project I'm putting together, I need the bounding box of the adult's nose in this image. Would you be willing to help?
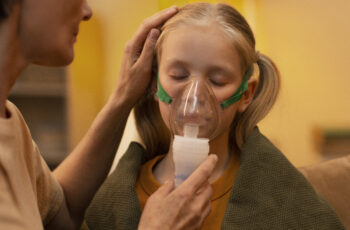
[82,0,93,21]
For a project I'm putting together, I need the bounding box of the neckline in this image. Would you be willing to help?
[139,153,240,201]
[0,100,13,121]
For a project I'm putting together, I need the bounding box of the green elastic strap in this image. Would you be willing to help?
[156,73,173,104]
[156,67,252,109]
[220,67,252,109]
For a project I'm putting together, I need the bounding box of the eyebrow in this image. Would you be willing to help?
[209,66,238,80]
[164,59,190,69]
[164,59,240,80]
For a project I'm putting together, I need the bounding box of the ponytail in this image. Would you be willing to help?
[230,53,281,150]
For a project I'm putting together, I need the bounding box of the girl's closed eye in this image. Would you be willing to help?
[169,69,189,81]
[209,75,230,87]
[209,79,226,87]
[170,74,188,80]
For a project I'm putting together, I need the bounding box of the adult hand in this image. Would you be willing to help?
[111,6,178,108]
[138,154,218,230]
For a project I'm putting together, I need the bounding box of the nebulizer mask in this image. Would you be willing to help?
[157,68,252,187]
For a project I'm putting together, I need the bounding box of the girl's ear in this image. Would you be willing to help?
[237,78,258,113]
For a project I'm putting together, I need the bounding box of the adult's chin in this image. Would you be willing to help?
[32,48,74,67]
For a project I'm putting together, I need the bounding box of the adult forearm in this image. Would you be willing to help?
[53,93,132,227]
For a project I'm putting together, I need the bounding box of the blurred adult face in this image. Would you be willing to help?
[19,0,92,66]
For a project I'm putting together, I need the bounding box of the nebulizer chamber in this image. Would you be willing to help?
[168,80,220,187]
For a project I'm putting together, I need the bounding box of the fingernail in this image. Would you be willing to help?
[209,154,218,161]
[149,29,160,41]
[167,6,178,13]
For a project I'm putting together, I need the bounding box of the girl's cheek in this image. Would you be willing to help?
[158,102,171,129]
[220,106,237,128]
[213,82,241,102]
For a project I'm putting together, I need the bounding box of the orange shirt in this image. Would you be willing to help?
[135,153,239,230]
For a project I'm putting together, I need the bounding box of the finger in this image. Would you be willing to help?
[129,6,178,56]
[192,185,212,227]
[179,154,218,193]
[152,180,174,197]
[181,190,212,230]
[133,6,178,46]
[199,200,212,225]
[187,202,211,230]
[195,181,209,195]
[135,28,160,68]
[196,184,213,204]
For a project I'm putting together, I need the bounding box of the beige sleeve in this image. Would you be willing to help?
[0,165,31,229]
[33,142,64,226]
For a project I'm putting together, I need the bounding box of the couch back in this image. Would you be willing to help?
[299,156,350,229]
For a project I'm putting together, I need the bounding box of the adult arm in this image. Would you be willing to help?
[45,7,179,230]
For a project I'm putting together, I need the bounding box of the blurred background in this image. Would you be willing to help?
[11,0,350,170]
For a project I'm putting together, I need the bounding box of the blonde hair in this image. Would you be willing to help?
[134,2,280,160]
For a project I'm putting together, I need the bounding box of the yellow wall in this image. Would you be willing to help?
[69,0,159,147]
[70,0,350,167]
[254,0,350,166]
[84,0,161,101]
[158,0,243,9]
[69,16,105,148]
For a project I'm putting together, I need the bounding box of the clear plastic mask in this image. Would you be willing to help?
[168,79,221,139]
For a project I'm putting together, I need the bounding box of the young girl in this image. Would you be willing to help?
[84,3,344,229]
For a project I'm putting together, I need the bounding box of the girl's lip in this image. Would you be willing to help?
[179,118,208,127]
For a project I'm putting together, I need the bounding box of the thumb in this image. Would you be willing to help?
[136,28,160,68]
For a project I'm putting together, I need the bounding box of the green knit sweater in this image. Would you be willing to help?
[84,128,345,230]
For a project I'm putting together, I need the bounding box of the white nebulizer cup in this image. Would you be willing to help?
[169,80,220,187]
[172,129,210,187]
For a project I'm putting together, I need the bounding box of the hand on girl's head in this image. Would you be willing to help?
[113,6,179,105]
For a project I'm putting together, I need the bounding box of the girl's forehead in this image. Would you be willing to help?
[159,24,241,72]
[162,23,235,53]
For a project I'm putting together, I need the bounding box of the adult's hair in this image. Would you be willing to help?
[0,0,13,21]
[134,2,280,160]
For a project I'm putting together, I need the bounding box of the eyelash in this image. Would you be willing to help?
[170,75,225,87]
[210,79,225,86]
[170,75,188,80]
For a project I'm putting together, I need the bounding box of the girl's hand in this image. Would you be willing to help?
[139,154,218,230]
